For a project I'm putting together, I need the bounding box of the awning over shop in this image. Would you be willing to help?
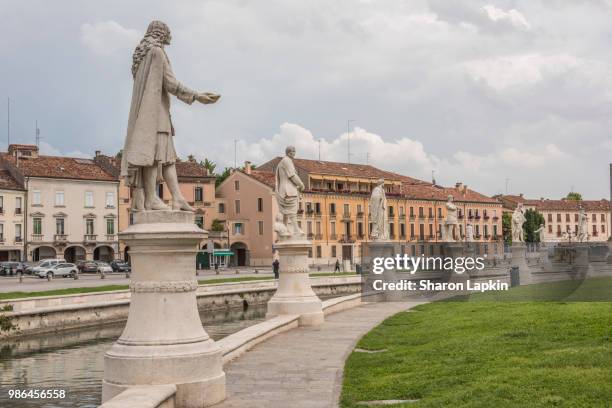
[212,250,234,256]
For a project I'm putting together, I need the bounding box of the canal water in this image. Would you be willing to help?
[0,304,267,408]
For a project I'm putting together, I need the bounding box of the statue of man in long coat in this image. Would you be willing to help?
[369,178,389,241]
[120,20,220,211]
[275,146,305,239]
[511,203,526,243]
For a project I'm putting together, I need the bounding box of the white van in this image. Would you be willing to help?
[31,259,66,275]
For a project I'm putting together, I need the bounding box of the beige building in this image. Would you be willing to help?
[500,194,611,242]
[0,170,26,261]
[1,145,119,262]
[217,158,503,267]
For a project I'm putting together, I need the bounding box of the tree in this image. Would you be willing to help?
[502,212,512,245]
[566,192,582,201]
[211,219,225,232]
[201,158,217,175]
[215,168,232,187]
[523,209,545,243]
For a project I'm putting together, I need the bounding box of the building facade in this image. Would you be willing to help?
[500,194,611,242]
[0,170,26,261]
[1,145,119,262]
[217,158,504,267]
[94,153,224,263]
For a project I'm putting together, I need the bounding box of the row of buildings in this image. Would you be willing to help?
[0,143,608,266]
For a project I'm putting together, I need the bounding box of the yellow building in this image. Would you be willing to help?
[217,158,503,267]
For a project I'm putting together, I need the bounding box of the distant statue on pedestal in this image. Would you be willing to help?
[466,224,474,242]
[275,146,305,240]
[443,195,460,242]
[511,203,526,243]
[120,20,220,212]
[577,206,588,242]
[534,224,546,244]
[369,178,389,241]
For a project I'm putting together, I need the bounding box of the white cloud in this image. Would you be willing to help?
[80,21,140,55]
[39,141,88,158]
[462,53,587,89]
[482,5,530,30]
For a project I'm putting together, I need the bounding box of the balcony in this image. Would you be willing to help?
[468,214,474,220]
[305,209,314,217]
[388,213,395,219]
[15,236,22,243]
[484,234,490,239]
[307,233,314,240]
[483,215,490,220]
[329,212,336,218]
[492,216,499,221]
[410,235,416,241]
[356,211,364,219]
[54,234,67,243]
[315,234,323,240]
[0,235,4,243]
[314,211,322,218]
[15,208,22,215]
[409,215,415,221]
[330,234,337,240]
[342,212,351,220]
[31,234,44,242]
[458,214,464,220]
[399,213,406,220]
[105,234,117,241]
[84,234,97,243]
[399,234,406,240]
[418,214,425,220]
[297,209,304,215]
[339,234,355,243]
[357,234,365,240]
[474,234,481,239]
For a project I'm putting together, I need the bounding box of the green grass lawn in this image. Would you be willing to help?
[341,278,612,407]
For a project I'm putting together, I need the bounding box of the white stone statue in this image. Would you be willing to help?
[443,195,460,242]
[511,203,526,243]
[466,223,474,242]
[534,224,546,243]
[369,178,389,241]
[577,206,588,242]
[275,146,305,240]
[120,20,220,212]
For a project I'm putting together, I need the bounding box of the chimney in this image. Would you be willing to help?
[244,161,252,175]
[455,182,463,190]
[463,184,468,193]
[519,193,524,198]
[95,150,101,157]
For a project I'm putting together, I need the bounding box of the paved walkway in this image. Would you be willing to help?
[216,301,421,408]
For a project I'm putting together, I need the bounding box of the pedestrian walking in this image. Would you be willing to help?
[334,259,341,273]
[273,259,280,279]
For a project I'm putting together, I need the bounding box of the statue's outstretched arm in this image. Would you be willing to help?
[158,49,198,104]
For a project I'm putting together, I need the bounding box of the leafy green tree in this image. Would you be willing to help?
[211,219,225,232]
[215,168,232,187]
[201,158,217,175]
[523,209,545,242]
[502,212,512,245]
[566,192,582,201]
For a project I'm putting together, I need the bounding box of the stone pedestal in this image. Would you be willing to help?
[511,243,532,285]
[266,239,324,326]
[102,211,225,407]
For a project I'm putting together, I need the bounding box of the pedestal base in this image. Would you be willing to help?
[511,243,532,285]
[266,239,324,326]
[102,210,225,407]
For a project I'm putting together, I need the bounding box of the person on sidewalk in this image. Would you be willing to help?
[334,259,341,273]
[272,259,280,279]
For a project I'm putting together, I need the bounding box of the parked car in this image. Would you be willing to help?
[110,260,131,272]
[95,261,113,274]
[31,259,67,276]
[77,260,99,273]
[0,262,27,275]
[36,263,78,279]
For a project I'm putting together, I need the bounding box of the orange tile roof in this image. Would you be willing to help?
[94,154,212,180]
[244,168,498,204]
[0,169,24,191]
[500,195,610,211]
[1,154,116,182]
[258,157,429,185]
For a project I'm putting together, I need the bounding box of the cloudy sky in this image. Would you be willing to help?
[1,0,612,199]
